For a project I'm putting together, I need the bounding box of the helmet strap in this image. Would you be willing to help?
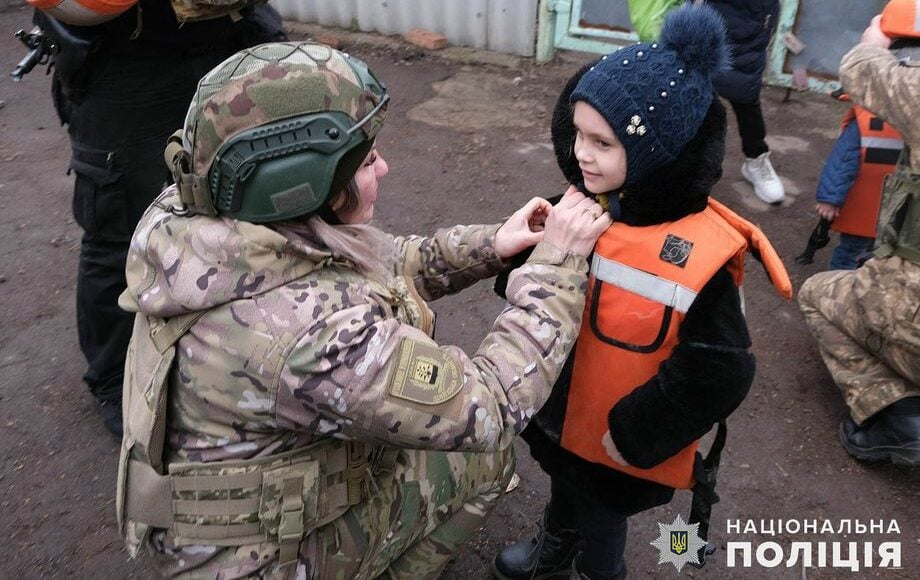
[164,129,215,217]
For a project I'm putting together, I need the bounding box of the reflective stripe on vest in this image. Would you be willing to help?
[561,203,748,489]
[834,106,904,238]
[591,255,699,313]
[861,136,905,155]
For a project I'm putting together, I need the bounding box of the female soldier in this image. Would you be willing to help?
[115,42,610,579]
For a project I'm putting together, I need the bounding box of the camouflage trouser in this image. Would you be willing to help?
[798,256,920,424]
[148,445,514,579]
[320,446,514,579]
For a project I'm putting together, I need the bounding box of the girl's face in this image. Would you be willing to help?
[573,101,627,194]
[333,148,389,224]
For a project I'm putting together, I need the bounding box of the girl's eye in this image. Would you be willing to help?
[597,139,610,148]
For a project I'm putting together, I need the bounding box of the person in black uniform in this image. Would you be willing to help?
[43,0,286,435]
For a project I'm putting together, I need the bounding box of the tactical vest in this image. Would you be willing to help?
[875,149,920,265]
[560,199,792,489]
[116,262,434,564]
[833,106,904,238]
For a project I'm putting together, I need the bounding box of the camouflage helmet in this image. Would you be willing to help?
[169,42,389,223]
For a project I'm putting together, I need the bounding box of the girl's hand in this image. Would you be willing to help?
[495,197,554,259]
[815,202,839,221]
[602,431,630,466]
[543,186,613,257]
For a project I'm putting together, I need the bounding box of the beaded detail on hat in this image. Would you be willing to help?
[625,114,646,137]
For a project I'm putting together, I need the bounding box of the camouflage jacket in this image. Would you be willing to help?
[840,43,920,170]
[120,187,589,466]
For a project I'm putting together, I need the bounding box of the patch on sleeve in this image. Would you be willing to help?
[387,338,463,405]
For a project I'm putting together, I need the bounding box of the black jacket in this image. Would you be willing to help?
[707,0,780,104]
[495,61,755,515]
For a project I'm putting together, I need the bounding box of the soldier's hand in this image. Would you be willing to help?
[543,186,612,257]
[860,15,892,48]
[495,197,553,259]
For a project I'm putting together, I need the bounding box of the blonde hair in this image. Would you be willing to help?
[273,214,397,281]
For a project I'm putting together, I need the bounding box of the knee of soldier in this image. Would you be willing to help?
[797,274,820,311]
[798,271,838,311]
[798,270,851,313]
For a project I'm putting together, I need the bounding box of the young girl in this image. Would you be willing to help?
[492,5,791,579]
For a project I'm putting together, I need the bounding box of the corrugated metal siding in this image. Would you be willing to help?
[270,0,538,56]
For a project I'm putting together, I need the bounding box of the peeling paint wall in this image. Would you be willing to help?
[782,0,886,78]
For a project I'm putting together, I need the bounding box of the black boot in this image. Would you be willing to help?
[492,515,580,580]
[570,554,588,580]
[96,397,123,437]
[839,397,920,466]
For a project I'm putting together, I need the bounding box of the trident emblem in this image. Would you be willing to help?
[670,531,688,555]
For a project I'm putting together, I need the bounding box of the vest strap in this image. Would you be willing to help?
[279,476,306,565]
[164,130,215,217]
[172,521,264,543]
[149,312,208,354]
[370,446,400,475]
[591,254,698,313]
[688,421,727,569]
[170,471,263,492]
[125,458,174,529]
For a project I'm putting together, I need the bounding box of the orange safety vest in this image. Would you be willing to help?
[560,199,791,489]
[833,106,904,238]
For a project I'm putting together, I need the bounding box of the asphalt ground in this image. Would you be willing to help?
[0,5,917,579]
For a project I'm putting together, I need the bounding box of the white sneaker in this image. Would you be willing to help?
[741,151,785,204]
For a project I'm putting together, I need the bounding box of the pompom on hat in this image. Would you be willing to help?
[571,3,730,187]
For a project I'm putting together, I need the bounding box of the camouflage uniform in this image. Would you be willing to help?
[117,42,591,579]
[799,43,920,424]
[120,180,588,577]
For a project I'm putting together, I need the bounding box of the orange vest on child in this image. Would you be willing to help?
[560,199,791,489]
[833,106,903,238]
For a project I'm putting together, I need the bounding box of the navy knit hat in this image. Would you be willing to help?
[571,4,730,187]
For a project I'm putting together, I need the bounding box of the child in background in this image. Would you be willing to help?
[814,68,907,269]
[491,5,792,580]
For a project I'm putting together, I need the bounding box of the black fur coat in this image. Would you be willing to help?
[495,61,755,515]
